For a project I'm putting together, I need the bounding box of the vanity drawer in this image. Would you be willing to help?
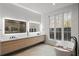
[1,35,45,55]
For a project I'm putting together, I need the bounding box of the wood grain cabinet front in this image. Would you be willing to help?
[1,35,45,55]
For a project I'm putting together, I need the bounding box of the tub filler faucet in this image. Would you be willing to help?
[71,36,77,56]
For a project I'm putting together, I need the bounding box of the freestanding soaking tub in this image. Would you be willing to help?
[54,41,75,56]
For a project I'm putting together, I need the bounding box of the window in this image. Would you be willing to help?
[49,12,71,41]
[49,16,54,39]
[64,12,71,41]
[56,14,62,40]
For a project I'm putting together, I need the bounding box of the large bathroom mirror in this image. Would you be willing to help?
[29,22,40,32]
[5,19,26,34]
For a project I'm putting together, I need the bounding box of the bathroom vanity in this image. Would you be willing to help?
[0,35,45,55]
[0,18,45,55]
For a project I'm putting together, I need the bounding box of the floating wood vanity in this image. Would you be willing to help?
[0,35,45,55]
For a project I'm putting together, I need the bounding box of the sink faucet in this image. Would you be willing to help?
[27,31,29,36]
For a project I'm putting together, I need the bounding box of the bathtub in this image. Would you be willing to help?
[54,41,75,56]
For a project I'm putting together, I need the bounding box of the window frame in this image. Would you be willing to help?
[49,11,72,41]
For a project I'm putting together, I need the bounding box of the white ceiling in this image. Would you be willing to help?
[0,3,41,22]
[16,3,73,14]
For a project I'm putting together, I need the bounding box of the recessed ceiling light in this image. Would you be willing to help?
[51,3,55,5]
[53,3,55,5]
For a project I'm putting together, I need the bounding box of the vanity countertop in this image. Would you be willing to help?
[0,35,45,42]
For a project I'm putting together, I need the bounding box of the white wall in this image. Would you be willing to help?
[41,4,79,49]
[41,14,47,35]
[0,3,41,40]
